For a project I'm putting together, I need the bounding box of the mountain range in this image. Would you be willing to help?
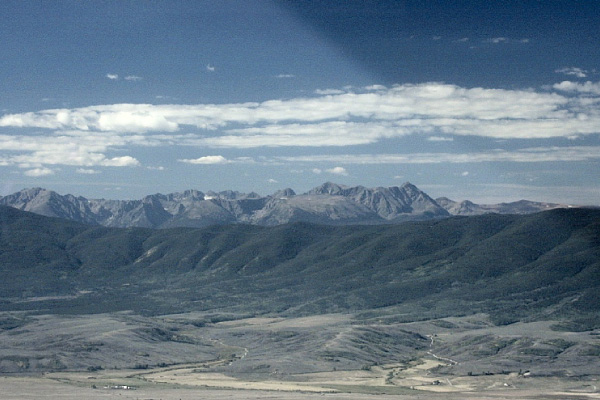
[0,182,570,228]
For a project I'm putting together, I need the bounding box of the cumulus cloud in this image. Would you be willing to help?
[364,84,386,91]
[553,81,600,95]
[555,67,587,78]
[206,64,215,72]
[326,166,348,176]
[314,88,345,95]
[106,73,119,80]
[178,155,230,164]
[0,132,140,170]
[427,136,454,142]
[24,167,54,177]
[103,156,140,166]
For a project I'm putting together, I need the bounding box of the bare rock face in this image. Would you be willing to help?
[308,182,449,221]
[0,188,98,225]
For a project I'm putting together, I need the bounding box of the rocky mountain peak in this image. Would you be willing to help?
[181,189,205,200]
[307,182,349,195]
[246,192,262,199]
[399,181,421,194]
[4,187,50,204]
[273,188,296,198]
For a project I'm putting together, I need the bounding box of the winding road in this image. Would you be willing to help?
[426,334,458,365]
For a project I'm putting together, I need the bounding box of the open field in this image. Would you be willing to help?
[1,361,600,400]
[1,312,600,399]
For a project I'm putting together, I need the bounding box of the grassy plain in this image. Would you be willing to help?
[1,312,599,399]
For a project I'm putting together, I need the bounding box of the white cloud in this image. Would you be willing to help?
[1,82,600,171]
[1,83,594,141]
[24,167,54,177]
[364,85,386,91]
[276,74,295,79]
[235,157,256,164]
[200,121,411,148]
[96,109,180,133]
[106,73,119,80]
[553,80,600,95]
[0,133,141,169]
[125,75,143,81]
[461,171,470,176]
[155,95,178,100]
[326,166,348,176]
[274,146,600,164]
[487,37,508,44]
[178,155,230,164]
[268,178,278,183]
[483,37,529,44]
[103,156,140,167]
[206,64,215,72]
[427,136,454,142]
[555,67,587,78]
[312,168,322,174]
[314,88,345,95]
[76,168,100,174]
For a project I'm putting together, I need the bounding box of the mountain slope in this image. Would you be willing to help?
[436,196,569,216]
[1,206,598,323]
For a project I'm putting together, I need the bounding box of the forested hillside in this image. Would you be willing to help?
[1,206,598,326]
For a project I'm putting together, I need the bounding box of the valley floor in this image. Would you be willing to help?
[1,312,600,399]
[1,364,600,400]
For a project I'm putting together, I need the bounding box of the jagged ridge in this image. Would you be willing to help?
[0,182,569,228]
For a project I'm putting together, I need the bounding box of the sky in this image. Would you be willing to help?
[0,0,599,204]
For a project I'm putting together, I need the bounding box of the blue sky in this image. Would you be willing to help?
[1,0,599,204]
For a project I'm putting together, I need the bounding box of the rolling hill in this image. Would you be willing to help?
[1,205,598,324]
